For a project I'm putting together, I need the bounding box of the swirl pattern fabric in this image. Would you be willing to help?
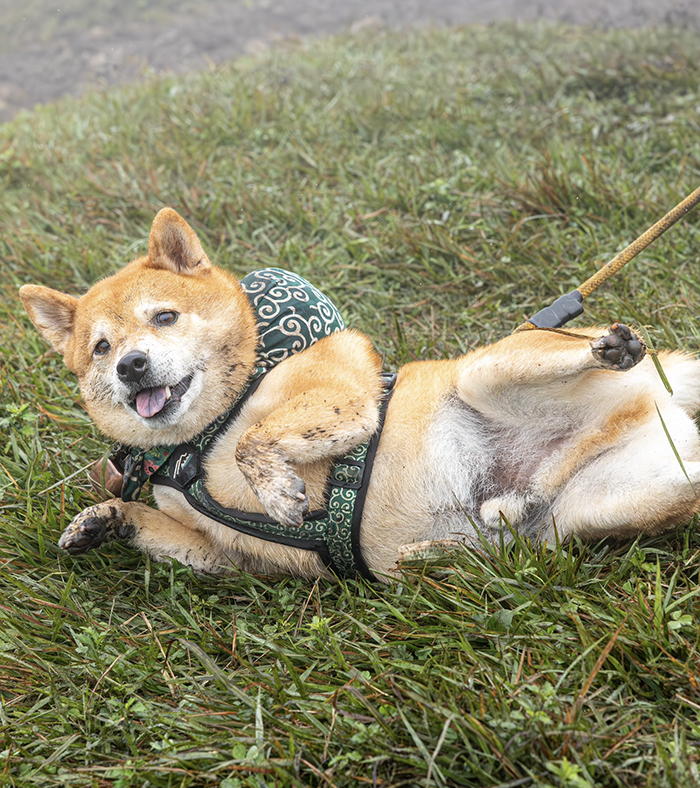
[240,268,345,376]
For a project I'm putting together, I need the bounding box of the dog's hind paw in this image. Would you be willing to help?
[591,323,645,371]
[58,501,133,555]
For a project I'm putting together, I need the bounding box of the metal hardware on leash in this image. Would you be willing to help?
[516,186,700,332]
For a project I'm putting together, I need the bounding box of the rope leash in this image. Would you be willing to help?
[515,186,700,332]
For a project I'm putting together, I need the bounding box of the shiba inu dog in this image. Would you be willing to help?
[19,208,700,580]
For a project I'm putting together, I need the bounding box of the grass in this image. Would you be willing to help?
[1,22,700,787]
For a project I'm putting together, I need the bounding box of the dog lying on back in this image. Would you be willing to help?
[19,208,700,580]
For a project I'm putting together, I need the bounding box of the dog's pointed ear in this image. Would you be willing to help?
[147,208,211,276]
[19,285,77,356]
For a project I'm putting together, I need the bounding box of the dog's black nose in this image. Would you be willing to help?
[117,351,148,383]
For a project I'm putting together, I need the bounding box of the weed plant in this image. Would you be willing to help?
[1,23,700,787]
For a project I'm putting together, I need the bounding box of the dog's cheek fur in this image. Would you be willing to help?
[78,364,139,445]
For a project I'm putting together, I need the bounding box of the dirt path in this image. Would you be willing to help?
[1,0,699,123]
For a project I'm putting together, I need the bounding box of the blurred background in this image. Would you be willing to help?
[2,0,700,122]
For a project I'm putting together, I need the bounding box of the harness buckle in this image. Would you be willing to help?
[331,459,365,490]
[381,372,398,391]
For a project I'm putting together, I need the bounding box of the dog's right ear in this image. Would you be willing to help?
[19,285,77,356]
[147,207,212,276]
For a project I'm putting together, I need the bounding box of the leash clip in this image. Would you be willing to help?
[523,290,584,330]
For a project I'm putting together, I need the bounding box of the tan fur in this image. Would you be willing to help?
[19,208,700,580]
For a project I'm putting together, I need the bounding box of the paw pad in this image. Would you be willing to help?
[591,323,645,370]
[58,504,131,556]
[58,516,108,555]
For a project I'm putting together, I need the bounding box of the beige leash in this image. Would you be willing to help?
[516,186,700,332]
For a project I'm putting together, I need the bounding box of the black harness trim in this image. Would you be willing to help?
[151,373,397,581]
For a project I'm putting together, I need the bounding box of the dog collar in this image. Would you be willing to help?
[111,268,391,580]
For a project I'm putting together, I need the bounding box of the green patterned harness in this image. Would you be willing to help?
[113,268,393,580]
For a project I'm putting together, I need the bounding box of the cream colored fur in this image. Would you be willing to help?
[19,208,700,580]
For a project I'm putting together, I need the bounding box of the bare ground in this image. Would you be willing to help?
[1,0,699,122]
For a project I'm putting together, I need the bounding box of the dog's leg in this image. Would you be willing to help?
[552,460,700,542]
[58,499,232,573]
[397,539,464,564]
[534,397,700,541]
[457,324,651,534]
[456,323,645,422]
[236,390,380,526]
[652,350,700,417]
[235,330,382,527]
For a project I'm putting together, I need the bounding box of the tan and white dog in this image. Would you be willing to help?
[19,208,700,579]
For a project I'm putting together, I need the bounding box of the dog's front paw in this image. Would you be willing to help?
[58,502,133,555]
[591,323,645,370]
[256,471,310,528]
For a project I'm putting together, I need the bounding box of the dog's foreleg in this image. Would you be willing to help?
[59,499,232,572]
[234,330,382,527]
[236,390,381,527]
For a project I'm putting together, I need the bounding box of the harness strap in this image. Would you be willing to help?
[349,377,395,579]
[151,373,396,580]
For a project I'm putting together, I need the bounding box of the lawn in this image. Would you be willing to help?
[1,23,700,787]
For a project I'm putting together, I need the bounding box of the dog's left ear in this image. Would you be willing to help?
[147,208,212,276]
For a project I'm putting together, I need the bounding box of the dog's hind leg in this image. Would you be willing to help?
[654,350,700,417]
[59,499,233,573]
[549,461,700,542]
[456,323,645,426]
[544,405,700,542]
[396,539,464,565]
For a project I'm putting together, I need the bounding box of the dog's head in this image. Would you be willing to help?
[20,208,258,448]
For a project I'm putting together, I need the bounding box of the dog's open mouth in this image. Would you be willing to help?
[132,374,194,419]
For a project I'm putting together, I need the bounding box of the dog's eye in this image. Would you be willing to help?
[153,311,179,327]
[94,339,111,356]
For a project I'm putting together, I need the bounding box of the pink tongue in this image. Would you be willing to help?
[135,386,167,418]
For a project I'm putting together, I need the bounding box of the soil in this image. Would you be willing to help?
[1,0,699,123]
